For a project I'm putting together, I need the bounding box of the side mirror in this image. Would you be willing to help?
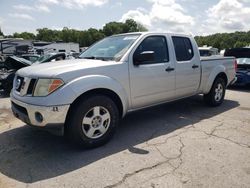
[133,51,155,66]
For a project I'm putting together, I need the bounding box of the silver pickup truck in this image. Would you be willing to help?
[10,32,236,148]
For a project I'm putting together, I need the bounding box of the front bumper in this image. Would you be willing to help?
[11,96,70,128]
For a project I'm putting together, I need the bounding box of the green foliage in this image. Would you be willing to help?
[36,28,61,41]
[13,32,35,39]
[102,19,148,36]
[103,22,125,36]
[9,19,148,47]
[195,31,250,50]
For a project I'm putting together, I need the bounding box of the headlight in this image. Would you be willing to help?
[33,78,64,96]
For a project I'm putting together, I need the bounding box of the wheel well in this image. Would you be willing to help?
[68,88,123,118]
[215,72,228,86]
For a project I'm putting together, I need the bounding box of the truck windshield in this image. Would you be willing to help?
[79,34,141,61]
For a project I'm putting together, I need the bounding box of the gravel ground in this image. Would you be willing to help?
[0,88,250,188]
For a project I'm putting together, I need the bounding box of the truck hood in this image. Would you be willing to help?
[16,59,119,79]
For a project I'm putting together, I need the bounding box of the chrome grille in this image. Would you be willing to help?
[27,79,37,95]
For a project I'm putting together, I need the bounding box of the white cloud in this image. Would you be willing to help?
[9,13,35,21]
[39,0,59,4]
[204,0,250,33]
[41,0,108,8]
[13,4,33,11]
[35,4,50,12]
[13,4,50,13]
[0,17,4,25]
[120,0,194,33]
[111,1,122,8]
[120,8,151,27]
[149,1,194,25]
[13,0,108,14]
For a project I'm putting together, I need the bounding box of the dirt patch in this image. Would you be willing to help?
[238,107,250,111]
[0,109,16,126]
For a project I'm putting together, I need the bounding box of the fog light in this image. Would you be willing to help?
[35,112,43,123]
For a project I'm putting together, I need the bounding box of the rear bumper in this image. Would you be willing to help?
[11,95,70,128]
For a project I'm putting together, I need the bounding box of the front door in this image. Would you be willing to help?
[129,35,176,108]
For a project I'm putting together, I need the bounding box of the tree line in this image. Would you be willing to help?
[1,19,147,47]
[195,31,250,50]
[1,21,250,50]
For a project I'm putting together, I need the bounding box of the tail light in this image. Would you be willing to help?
[234,59,237,71]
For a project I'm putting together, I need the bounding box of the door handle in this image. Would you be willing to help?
[165,67,175,72]
[192,64,199,69]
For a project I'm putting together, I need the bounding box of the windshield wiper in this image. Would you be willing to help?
[82,56,97,59]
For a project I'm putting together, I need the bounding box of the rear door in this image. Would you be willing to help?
[129,35,176,108]
[172,36,201,97]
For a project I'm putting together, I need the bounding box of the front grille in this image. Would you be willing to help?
[12,102,28,116]
[27,79,37,95]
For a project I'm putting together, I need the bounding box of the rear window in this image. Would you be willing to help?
[172,36,194,61]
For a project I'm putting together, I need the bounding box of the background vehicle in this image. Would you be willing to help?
[0,52,68,93]
[199,46,219,56]
[224,48,250,86]
[21,54,40,63]
[32,52,66,65]
[0,56,32,93]
[11,32,236,148]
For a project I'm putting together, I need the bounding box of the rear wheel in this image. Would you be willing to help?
[65,95,120,148]
[204,77,226,106]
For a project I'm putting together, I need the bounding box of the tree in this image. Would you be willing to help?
[102,21,125,36]
[36,28,60,41]
[234,41,248,48]
[13,32,35,39]
[124,19,147,32]
[195,31,250,50]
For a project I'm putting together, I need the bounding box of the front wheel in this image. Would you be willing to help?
[204,77,226,107]
[65,95,120,148]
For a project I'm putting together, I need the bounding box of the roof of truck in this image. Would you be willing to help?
[113,32,192,38]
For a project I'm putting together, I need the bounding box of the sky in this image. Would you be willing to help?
[0,0,250,36]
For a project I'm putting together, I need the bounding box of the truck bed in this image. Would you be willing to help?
[200,55,235,93]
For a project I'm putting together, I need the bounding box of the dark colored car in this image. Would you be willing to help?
[0,56,32,92]
[0,53,67,93]
[224,48,250,86]
[32,52,66,65]
[21,54,40,63]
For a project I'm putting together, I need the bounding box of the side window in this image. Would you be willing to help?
[134,36,169,64]
[172,36,194,61]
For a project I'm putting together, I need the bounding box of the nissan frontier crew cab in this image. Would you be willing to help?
[11,32,237,148]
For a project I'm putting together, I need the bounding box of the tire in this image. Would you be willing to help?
[204,77,226,107]
[65,95,120,148]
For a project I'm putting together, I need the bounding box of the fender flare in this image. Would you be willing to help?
[204,65,227,94]
[68,75,129,116]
